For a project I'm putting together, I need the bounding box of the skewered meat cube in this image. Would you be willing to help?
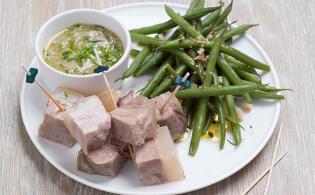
[152,92,187,140]
[38,87,83,147]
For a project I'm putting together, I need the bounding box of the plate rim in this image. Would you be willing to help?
[20,2,281,194]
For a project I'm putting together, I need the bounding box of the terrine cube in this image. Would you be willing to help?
[64,95,111,153]
[38,87,83,147]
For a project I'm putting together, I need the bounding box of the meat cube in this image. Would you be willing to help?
[117,90,135,107]
[135,126,185,185]
[117,90,149,107]
[110,102,157,146]
[77,145,125,176]
[63,95,111,153]
[135,139,167,185]
[152,92,187,140]
[77,150,96,174]
[38,87,83,147]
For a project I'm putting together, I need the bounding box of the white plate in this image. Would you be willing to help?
[20,2,281,195]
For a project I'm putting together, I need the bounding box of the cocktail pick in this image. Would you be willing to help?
[241,151,287,195]
[94,65,109,73]
[264,123,284,195]
[102,72,117,110]
[21,66,65,112]
[160,72,190,112]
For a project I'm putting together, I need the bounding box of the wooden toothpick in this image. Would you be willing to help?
[241,151,287,195]
[264,123,284,195]
[160,72,190,111]
[21,66,65,112]
[102,73,117,109]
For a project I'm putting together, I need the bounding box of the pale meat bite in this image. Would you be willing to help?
[135,126,185,185]
[117,90,150,107]
[63,95,111,154]
[110,100,157,146]
[77,144,126,176]
[152,92,187,140]
[38,87,83,147]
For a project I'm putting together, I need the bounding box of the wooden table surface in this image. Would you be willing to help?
[1,0,314,194]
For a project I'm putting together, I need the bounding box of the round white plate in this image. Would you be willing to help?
[20,2,281,195]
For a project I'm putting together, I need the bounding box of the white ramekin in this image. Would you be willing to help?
[35,9,131,95]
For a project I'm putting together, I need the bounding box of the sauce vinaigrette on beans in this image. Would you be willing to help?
[43,24,123,75]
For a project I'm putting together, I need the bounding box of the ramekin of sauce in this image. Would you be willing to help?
[35,9,131,95]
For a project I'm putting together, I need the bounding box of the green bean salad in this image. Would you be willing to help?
[124,0,286,156]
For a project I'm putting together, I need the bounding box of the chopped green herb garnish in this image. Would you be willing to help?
[63,91,69,98]
[71,23,81,28]
[44,24,123,75]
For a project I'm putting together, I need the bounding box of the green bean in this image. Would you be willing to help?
[222,24,259,40]
[202,111,213,134]
[217,56,242,83]
[182,74,199,115]
[235,69,261,84]
[129,6,222,35]
[135,50,169,76]
[213,72,226,149]
[202,9,221,28]
[187,0,205,12]
[122,46,151,78]
[176,84,262,99]
[224,55,258,75]
[223,77,241,145]
[167,49,197,71]
[165,5,203,38]
[215,0,233,25]
[204,37,222,86]
[130,49,140,58]
[240,80,290,92]
[158,38,212,50]
[166,64,177,76]
[217,55,252,102]
[150,64,187,98]
[195,19,203,32]
[158,38,270,71]
[188,37,222,153]
[189,98,208,156]
[196,64,205,83]
[140,56,174,97]
[250,90,285,100]
[212,22,230,36]
[135,24,183,76]
[207,103,242,127]
[220,44,270,71]
[130,32,165,46]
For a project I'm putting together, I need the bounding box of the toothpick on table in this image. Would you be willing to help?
[241,151,287,195]
[160,72,190,112]
[264,123,284,195]
[21,66,65,112]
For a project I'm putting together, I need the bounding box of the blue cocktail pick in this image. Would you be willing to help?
[174,75,191,88]
[94,65,109,73]
[26,67,38,84]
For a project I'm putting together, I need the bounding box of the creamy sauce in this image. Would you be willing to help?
[44,24,123,75]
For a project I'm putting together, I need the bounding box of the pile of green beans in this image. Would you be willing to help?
[124,0,286,156]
